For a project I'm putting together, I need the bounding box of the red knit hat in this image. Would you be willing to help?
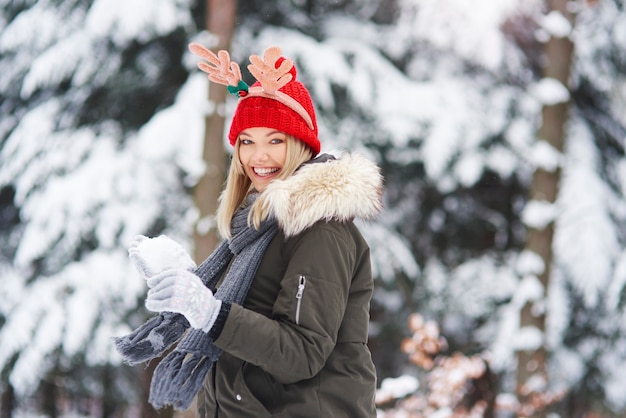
[189,43,320,154]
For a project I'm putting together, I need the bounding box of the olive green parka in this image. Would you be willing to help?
[197,153,383,418]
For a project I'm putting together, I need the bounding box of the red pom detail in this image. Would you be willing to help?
[238,90,248,97]
[276,56,297,80]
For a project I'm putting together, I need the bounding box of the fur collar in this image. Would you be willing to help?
[259,153,383,237]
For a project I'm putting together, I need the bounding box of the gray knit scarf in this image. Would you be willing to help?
[114,194,278,410]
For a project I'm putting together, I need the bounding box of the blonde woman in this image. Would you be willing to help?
[116,44,383,417]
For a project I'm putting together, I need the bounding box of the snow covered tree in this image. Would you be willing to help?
[370,0,626,416]
[0,0,208,415]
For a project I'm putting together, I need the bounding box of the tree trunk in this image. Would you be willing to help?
[101,366,115,418]
[516,1,576,416]
[192,0,237,263]
[141,360,173,418]
[174,1,237,417]
[41,376,58,418]
[0,384,15,418]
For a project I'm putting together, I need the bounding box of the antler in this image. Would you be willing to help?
[188,42,243,88]
[189,43,315,130]
[247,46,294,95]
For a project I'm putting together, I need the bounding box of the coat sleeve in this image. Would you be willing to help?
[213,223,355,384]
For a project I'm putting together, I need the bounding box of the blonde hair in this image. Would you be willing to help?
[216,135,315,239]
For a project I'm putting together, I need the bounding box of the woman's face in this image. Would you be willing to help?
[238,127,288,192]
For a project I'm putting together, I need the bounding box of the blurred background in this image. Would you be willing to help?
[1,0,626,417]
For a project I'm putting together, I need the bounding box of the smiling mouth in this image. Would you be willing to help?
[253,167,280,177]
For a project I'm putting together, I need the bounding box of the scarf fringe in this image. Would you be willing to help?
[149,351,212,411]
[113,312,189,365]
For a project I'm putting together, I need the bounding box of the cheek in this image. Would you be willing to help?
[236,151,251,177]
[274,147,287,166]
[237,148,250,164]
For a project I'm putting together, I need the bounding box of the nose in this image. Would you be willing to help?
[252,145,269,162]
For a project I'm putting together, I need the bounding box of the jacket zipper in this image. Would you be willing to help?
[295,275,307,325]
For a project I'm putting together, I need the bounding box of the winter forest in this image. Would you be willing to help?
[1,0,626,417]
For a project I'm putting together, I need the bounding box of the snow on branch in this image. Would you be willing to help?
[522,200,559,230]
[539,11,573,39]
[530,77,570,106]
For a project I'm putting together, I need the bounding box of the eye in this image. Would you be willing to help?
[270,137,285,144]
[240,138,252,145]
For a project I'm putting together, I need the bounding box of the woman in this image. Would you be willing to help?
[116,44,383,417]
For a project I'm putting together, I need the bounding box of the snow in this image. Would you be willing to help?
[516,250,546,276]
[64,284,101,357]
[0,0,202,399]
[523,372,548,392]
[539,11,573,38]
[486,145,518,178]
[608,249,626,309]
[128,235,197,276]
[522,200,559,229]
[529,140,564,172]
[530,78,571,106]
[444,257,518,318]
[131,75,207,192]
[454,152,484,187]
[376,375,420,403]
[196,214,217,236]
[0,3,61,50]
[394,0,525,70]
[550,347,585,387]
[10,301,63,396]
[21,32,87,98]
[600,339,626,410]
[86,0,191,43]
[515,275,545,306]
[513,326,544,351]
[489,304,520,370]
[554,119,620,307]
[358,221,421,282]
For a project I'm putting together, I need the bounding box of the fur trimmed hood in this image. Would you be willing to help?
[258,153,384,238]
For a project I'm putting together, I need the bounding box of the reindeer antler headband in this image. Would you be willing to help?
[189,43,314,131]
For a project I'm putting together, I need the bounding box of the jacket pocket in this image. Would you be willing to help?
[231,362,273,418]
[295,274,307,325]
[242,362,285,413]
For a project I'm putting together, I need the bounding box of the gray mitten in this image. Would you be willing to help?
[145,268,221,333]
[128,235,197,279]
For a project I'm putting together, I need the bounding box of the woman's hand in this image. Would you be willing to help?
[145,268,221,333]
